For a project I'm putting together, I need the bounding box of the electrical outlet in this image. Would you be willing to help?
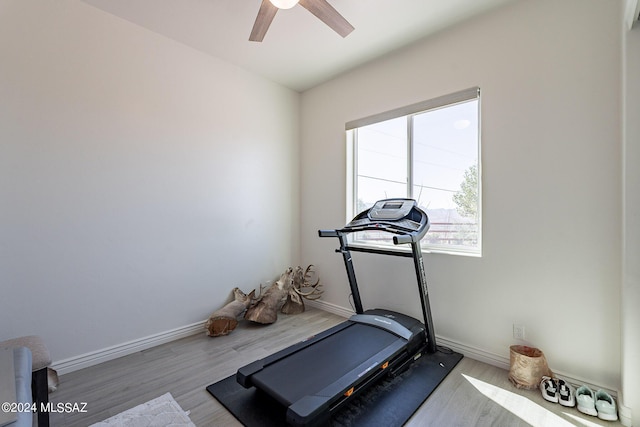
[513,324,525,340]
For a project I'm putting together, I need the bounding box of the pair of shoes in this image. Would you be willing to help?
[540,376,558,403]
[540,376,575,407]
[576,385,618,421]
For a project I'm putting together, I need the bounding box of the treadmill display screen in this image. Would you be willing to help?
[368,199,416,221]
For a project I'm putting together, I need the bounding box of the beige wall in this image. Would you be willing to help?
[0,0,300,363]
[301,0,622,390]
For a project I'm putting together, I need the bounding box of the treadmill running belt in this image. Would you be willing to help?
[207,349,464,427]
[251,323,401,406]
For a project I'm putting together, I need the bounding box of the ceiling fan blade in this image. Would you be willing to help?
[298,0,354,38]
[249,0,279,42]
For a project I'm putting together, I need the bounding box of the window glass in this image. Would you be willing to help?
[349,92,481,255]
[356,117,407,213]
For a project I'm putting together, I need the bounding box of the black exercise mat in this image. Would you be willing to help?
[207,350,463,427]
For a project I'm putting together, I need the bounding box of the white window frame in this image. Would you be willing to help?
[346,87,482,257]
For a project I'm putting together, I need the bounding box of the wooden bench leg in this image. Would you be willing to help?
[32,367,50,427]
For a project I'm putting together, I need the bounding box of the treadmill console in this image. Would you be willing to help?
[368,199,416,221]
[330,198,429,242]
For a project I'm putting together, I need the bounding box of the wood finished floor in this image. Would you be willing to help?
[49,307,623,426]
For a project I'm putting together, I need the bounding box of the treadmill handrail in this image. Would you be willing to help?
[340,223,423,239]
[318,225,426,245]
[318,229,339,238]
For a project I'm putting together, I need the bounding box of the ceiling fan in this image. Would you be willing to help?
[249,0,354,42]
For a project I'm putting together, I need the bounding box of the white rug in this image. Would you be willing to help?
[90,392,196,427]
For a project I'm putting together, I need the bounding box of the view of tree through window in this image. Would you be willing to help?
[348,94,481,255]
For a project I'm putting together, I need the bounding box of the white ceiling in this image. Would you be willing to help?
[83,0,516,92]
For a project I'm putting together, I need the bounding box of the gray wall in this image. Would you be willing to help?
[301,0,622,390]
[0,0,300,363]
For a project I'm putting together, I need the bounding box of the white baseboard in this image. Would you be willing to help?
[52,301,349,376]
[307,299,513,368]
[619,397,633,427]
[307,299,620,399]
[435,335,510,370]
[305,299,354,318]
[50,300,621,408]
[52,321,205,375]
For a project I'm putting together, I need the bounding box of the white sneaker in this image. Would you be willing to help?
[576,385,597,416]
[557,379,575,407]
[595,389,618,421]
[540,376,558,403]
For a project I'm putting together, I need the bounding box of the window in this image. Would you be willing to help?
[346,87,481,256]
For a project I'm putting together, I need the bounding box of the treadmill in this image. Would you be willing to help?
[236,198,460,426]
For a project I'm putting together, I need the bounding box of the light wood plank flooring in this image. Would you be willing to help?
[49,307,623,426]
